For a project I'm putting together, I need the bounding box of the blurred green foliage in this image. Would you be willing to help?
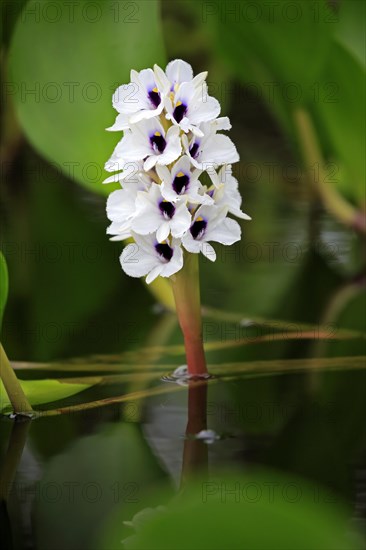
[101,469,364,550]
[0,252,8,330]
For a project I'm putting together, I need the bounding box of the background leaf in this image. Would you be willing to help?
[312,41,366,205]
[114,470,364,550]
[7,0,166,194]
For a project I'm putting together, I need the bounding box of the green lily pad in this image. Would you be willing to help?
[0,378,94,413]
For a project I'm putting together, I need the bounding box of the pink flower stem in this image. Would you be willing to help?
[171,253,208,377]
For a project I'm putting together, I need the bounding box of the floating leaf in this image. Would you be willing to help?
[0,378,94,413]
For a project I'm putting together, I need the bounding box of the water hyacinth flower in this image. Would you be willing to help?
[103,59,251,377]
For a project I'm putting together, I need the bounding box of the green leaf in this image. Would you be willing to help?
[113,470,364,550]
[335,0,365,68]
[8,0,166,194]
[34,423,168,550]
[312,41,365,205]
[212,0,335,125]
[0,378,93,412]
[0,251,9,331]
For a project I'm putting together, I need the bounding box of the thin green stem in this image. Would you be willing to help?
[293,108,366,234]
[170,254,208,377]
[0,344,33,415]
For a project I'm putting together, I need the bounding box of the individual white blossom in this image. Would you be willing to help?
[156,156,213,205]
[182,205,241,261]
[120,233,183,284]
[108,68,167,131]
[106,118,182,173]
[208,165,251,220]
[131,183,191,243]
[104,59,251,283]
[182,118,239,171]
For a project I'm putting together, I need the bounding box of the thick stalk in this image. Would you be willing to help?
[170,254,208,376]
[293,108,366,234]
[0,344,33,415]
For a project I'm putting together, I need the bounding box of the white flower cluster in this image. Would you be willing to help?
[104,59,250,284]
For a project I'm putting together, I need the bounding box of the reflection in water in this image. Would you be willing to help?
[0,418,30,501]
[0,418,31,550]
[181,382,209,487]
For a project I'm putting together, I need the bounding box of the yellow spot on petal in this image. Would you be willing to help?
[154,131,161,137]
[196,216,203,222]
[176,100,182,107]
[152,87,158,93]
[177,171,185,177]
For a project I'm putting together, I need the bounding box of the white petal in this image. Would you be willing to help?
[155,164,171,184]
[190,124,205,138]
[231,209,252,220]
[112,132,151,162]
[201,242,216,261]
[107,221,131,239]
[146,265,164,284]
[206,217,241,245]
[112,81,149,114]
[109,234,130,241]
[158,127,182,166]
[120,243,157,278]
[191,71,208,88]
[160,183,178,202]
[156,222,170,243]
[198,134,239,168]
[144,155,158,171]
[182,233,201,254]
[160,243,184,278]
[166,59,193,84]
[170,204,192,237]
[213,117,232,131]
[106,113,130,131]
[132,209,161,235]
[137,68,156,91]
[106,189,134,222]
[153,64,171,93]
[171,155,192,178]
[129,102,164,124]
[103,172,123,184]
[187,88,221,126]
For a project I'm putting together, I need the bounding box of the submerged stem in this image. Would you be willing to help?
[0,344,33,415]
[170,254,208,376]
